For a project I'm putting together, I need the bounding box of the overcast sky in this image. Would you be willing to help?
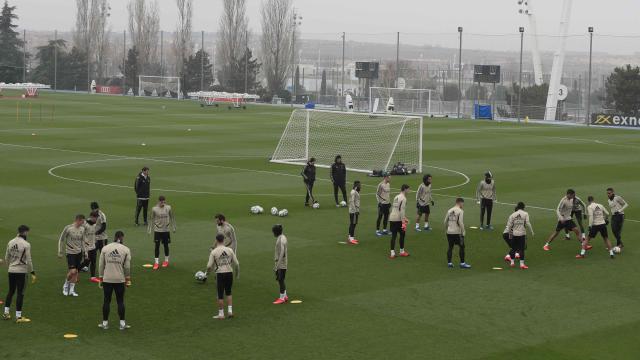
[11,0,640,52]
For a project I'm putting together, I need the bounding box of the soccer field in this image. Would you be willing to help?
[0,92,639,359]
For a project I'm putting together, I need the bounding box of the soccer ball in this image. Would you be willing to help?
[613,246,622,254]
[250,205,264,214]
[194,271,207,282]
[339,200,347,207]
[312,202,320,209]
[278,209,289,217]
[271,207,279,216]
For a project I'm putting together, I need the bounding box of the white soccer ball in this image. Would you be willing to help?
[194,271,207,281]
[256,206,264,214]
[613,246,622,254]
[250,206,260,214]
[278,209,288,217]
[339,200,347,207]
[312,202,320,209]
[271,207,279,216]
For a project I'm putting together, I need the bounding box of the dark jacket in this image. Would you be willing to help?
[301,163,316,183]
[134,173,151,199]
[330,162,346,184]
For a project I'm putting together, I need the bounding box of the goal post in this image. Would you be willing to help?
[138,76,181,98]
[271,109,423,173]
[369,87,440,115]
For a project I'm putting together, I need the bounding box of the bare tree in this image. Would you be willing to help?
[127,0,160,74]
[173,0,193,75]
[90,0,111,81]
[216,0,249,88]
[260,0,293,93]
[74,0,111,82]
[73,0,90,51]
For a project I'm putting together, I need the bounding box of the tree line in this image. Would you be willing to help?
[2,0,640,114]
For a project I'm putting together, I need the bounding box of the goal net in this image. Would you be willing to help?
[271,109,423,173]
[138,76,181,98]
[369,87,441,115]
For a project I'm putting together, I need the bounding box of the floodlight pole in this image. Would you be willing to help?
[244,30,249,94]
[342,32,345,107]
[518,27,525,124]
[586,27,594,126]
[160,31,164,78]
[396,32,400,88]
[457,27,463,119]
[201,30,205,91]
[23,30,26,83]
[54,30,58,91]
[291,11,302,107]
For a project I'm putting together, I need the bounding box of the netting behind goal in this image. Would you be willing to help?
[138,76,181,98]
[271,109,423,173]
[369,87,442,115]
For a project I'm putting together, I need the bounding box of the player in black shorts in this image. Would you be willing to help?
[544,190,585,252]
[577,196,615,259]
[206,234,240,320]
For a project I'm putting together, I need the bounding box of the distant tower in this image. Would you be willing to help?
[544,0,573,121]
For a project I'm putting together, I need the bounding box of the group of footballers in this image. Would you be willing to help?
[322,156,629,270]
[1,159,631,325]
[1,166,289,325]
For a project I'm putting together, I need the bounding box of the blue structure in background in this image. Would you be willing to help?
[474,104,493,120]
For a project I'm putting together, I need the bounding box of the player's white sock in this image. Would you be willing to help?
[545,242,550,247]
[102,320,108,327]
[415,224,420,229]
[218,309,224,317]
[227,306,233,314]
[16,311,21,318]
[400,248,405,254]
[609,249,614,256]
[154,258,159,264]
[424,222,429,228]
[390,250,396,257]
[510,260,515,265]
[4,307,9,315]
[69,283,76,293]
[164,256,169,262]
[283,290,287,297]
[520,260,525,266]
[580,248,586,256]
[279,293,285,300]
[120,320,125,327]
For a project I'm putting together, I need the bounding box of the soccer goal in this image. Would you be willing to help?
[271,109,423,173]
[138,76,181,98]
[369,87,441,115]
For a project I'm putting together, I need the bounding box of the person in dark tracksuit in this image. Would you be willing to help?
[331,155,347,207]
[134,167,151,226]
[301,158,317,206]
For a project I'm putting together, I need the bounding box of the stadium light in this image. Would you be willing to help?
[457,27,463,119]
[291,10,302,107]
[518,27,525,123]
[587,26,594,126]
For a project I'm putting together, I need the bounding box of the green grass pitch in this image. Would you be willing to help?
[0,91,639,359]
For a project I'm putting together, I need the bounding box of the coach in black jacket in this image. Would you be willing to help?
[331,155,347,206]
[134,166,151,226]
[301,158,317,206]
